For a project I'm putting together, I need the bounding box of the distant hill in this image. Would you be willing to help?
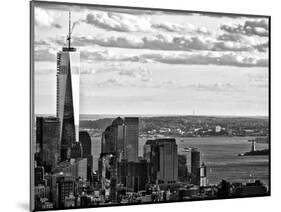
[79,115,269,132]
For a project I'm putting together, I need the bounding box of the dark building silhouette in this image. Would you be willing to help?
[124,117,139,162]
[80,195,91,207]
[79,131,93,181]
[117,159,150,192]
[98,117,141,202]
[79,131,91,157]
[36,117,60,172]
[101,117,139,162]
[143,138,178,184]
[70,142,82,158]
[217,179,232,198]
[232,180,268,197]
[191,148,201,185]
[36,117,44,162]
[101,117,125,159]
[56,176,76,208]
[35,166,45,186]
[178,154,188,182]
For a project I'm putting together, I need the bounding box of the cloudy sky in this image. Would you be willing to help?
[33,2,269,116]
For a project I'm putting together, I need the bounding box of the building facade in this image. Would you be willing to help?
[79,131,93,180]
[191,148,201,185]
[117,159,150,192]
[144,138,178,184]
[36,117,61,172]
[124,117,139,162]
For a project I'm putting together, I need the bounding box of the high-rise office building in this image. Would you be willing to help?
[101,117,139,162]
[178,154,188,182]
[158,139,178,184]
[101,117,124,158]
[36,116,61,172]
[144,138,178,184]
[124,117,139,162]
[56,13,80,161]
[112,117,125,158]
[79,131,91,158]
[99,117,140,201]
[79,131,93,181]
[179,148,192,174]
[191,148,201,185]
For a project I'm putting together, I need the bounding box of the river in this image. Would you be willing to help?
[91,136,269,185]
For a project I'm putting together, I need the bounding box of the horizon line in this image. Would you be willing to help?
[35,113,269,118]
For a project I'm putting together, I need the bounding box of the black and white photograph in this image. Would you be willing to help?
[30,0,270,211]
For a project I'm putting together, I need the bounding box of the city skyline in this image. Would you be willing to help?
[34,3,269,116]
[31,2,270,210]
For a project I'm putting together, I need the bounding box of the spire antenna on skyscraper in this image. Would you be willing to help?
[67,11,71,48]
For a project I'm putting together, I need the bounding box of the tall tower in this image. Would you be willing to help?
[56,12,80,161]
[191,148,201,185]
[158,138,178,184]
[124,117,139,162]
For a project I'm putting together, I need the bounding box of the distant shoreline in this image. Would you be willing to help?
[35,114,269,120]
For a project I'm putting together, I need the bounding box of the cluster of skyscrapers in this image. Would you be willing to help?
[98,117,208,203]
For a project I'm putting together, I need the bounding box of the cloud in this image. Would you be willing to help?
[34,47,57,62]
[82,63,152,81]
[217,32,268,53]
[217,33,244,42]
[79,49,268,67]
[89,7,161,16]
[35,45,268,68]
[118,67,152,81]
[133,52,268,67]
[35,7,61,28]
[248,73,268,82]
[143,81,239,92]
[155,80,178,88]
[80,69,97,74]
[93,78,239,93]
[247,72,268,88]
[85,11,213,35]
[152,22,210,35]
[48,33,264,53]
[250,83,268,88]
[35,10,268,54]
[187,83,235,92]
[85,11,152,32]
[95,78,124,87]
[254,42,268,53]
[220,19,269,37]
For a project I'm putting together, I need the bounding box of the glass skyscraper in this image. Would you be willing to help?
[56,44,80,161]
[124,117,139,162]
